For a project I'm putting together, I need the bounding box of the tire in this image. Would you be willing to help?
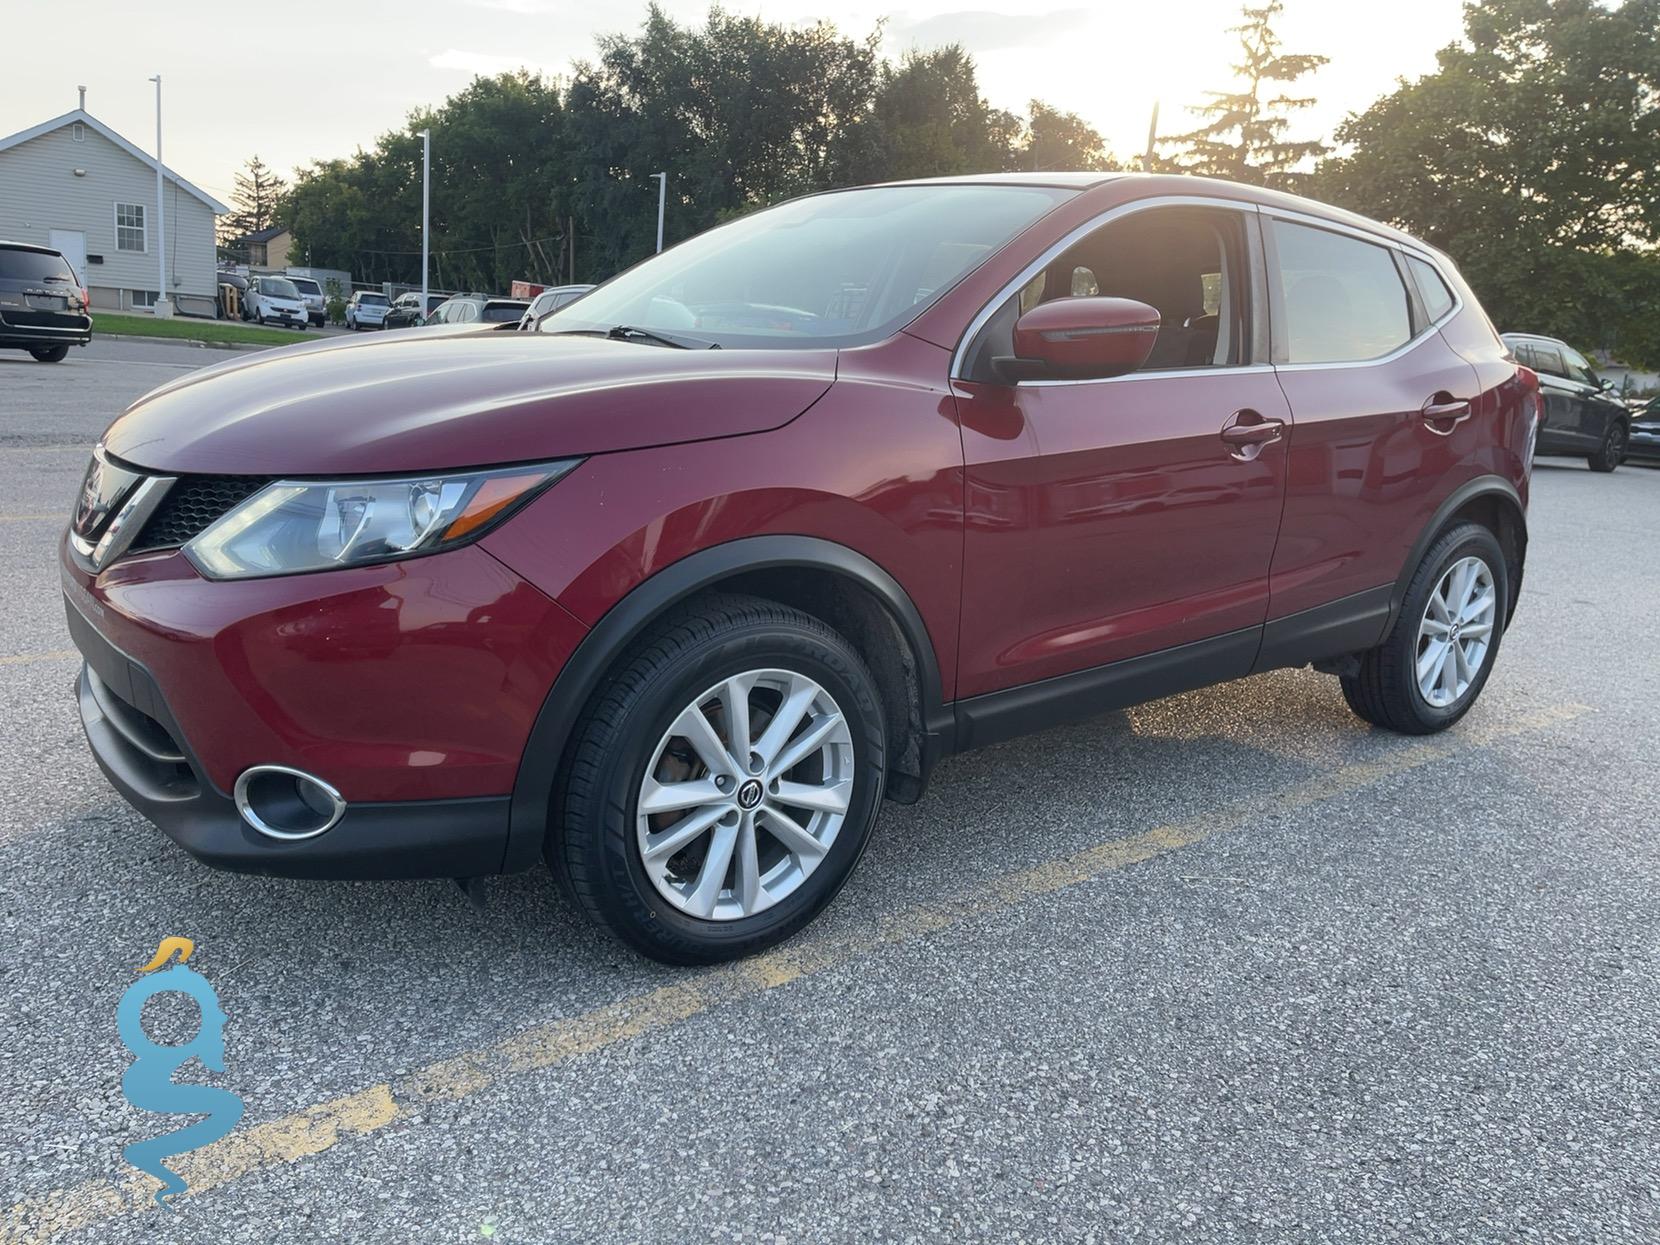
[1341,522,1507,735]
[551,593,887,965]
[29,345,69,363]
[1589,422,1626,473]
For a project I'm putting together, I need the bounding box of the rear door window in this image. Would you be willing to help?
[1272,221,1412,364]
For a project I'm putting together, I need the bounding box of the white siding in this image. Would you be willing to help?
[0,122,219,299]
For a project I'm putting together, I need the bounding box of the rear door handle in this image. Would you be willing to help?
[1220,410,1285,461]
[1421,395,1472,434]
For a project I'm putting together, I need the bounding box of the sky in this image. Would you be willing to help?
[0,0,1470,208]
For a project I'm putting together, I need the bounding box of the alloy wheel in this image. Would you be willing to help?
[635,669,854,921]
[1415,556,1497,708]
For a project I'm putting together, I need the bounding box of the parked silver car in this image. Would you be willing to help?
[288,275,327,326]
[519,284,596,330]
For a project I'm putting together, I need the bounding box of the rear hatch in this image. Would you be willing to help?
[0,245,89,333]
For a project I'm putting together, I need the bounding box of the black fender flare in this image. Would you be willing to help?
[501,535,947,872]
[1387,474,1527,631]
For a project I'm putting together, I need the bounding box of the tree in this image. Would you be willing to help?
[848,46,1021,183]
[1160,1,1328,187]
[282,6,1123,289]
[1015,101,1117,172]
[219,156,288,253]
[1314,0,1660,367]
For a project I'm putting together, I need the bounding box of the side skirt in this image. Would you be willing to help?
[1252,586,1393,675]
[950,628,1261,754]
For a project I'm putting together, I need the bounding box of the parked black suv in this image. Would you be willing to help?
[0,241,92,362]
[1503,333,1630,472]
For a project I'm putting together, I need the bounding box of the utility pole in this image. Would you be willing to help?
[419,129,431,313]
[149,75,169,317]
[1143,101,1160,170]
[651,172,666,253]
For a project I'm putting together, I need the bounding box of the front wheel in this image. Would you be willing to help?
[1341,522,1507,734]
[551,594,887,965]
[1589,422,1626,473]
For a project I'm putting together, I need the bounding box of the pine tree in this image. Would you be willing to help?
[1160,1,1328,188]
[219,156,289,252]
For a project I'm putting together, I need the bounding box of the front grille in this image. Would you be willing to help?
[132,473,274,551]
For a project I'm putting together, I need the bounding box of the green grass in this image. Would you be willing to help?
[93,312,306,347]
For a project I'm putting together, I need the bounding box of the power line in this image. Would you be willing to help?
[347,233,566,258]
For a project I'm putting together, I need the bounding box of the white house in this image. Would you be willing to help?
[0,93,228,313]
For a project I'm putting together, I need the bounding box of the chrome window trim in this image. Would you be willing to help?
[948,194,1262,383]
[950,193,1471,385]
[1263,209,1464,371]
[1018,363,1276,388]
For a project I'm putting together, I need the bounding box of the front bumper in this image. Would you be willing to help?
[62,534,588,878]
[1627,427,1660,459]
[74,649,510,879]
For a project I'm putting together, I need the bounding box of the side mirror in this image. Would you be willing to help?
[1598,377,1616,392]
[997,297,1162,382]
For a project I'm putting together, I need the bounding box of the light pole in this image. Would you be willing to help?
[149,74,169,318]
[651,172,666,253]
[419,129,431,314]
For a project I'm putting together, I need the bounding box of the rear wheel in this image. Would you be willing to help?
[1341,522,1507,734]
[1589,422,1626,473]
[29,345,69,363]
[551,594,886,964]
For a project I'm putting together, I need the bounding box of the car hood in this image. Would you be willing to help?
[102,329,838,475]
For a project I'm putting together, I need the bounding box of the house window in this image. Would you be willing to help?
[130,289,160,309]
[71,122,85,143]
[115,203,147,253]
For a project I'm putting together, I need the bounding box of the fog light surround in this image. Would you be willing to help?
[234,765,347,841]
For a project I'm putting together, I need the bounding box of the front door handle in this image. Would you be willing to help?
[1220,410,1285,461]
[1421,395,1472,435]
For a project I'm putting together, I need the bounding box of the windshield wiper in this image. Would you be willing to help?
[549,325,719,350]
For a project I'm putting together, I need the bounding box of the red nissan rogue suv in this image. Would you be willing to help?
[63,174,1536,963]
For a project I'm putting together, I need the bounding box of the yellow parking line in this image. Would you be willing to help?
[0,650,76,667]
[0,700,1590,1244]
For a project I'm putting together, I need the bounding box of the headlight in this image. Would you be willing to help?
[184,460,579,580]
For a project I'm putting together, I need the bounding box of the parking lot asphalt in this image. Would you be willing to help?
[1,337,1656,1244]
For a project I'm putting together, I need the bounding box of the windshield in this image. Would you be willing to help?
[263,278,300,300]
[540,184,1075,348]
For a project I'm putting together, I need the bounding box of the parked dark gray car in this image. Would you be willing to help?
[1627,396,1660,462]
[0,241,92,361]
[1503,332,1630,471]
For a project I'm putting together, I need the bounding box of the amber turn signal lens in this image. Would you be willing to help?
[441,473,552,541]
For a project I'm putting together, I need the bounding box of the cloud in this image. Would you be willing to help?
[428,48,558,77]
[888,8,1093,54]
[463,0,568,12]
